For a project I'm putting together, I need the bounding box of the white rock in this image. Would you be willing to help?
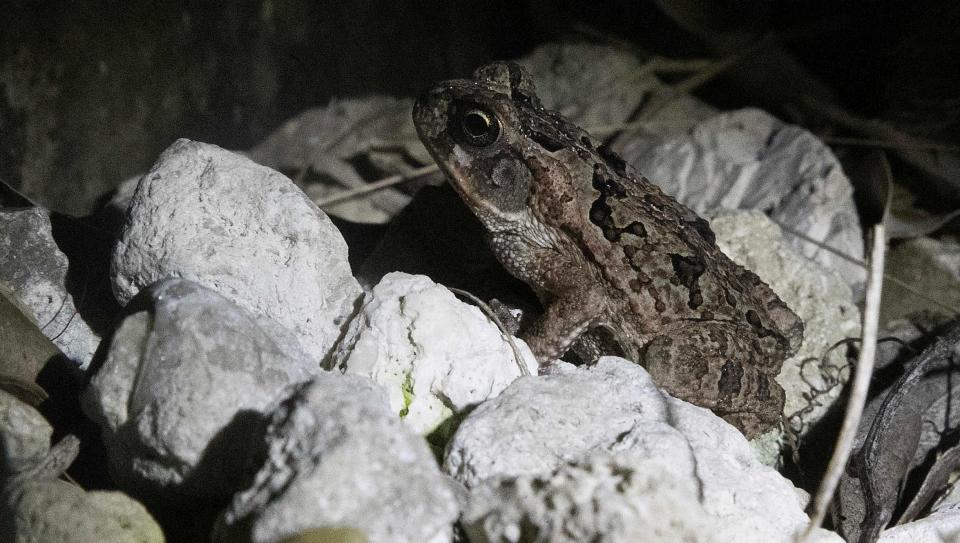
[619,108,864,290]
[446,357,843,542]
[213,373,458,543]
[711,210,860,449]
[463,451,722,543]
[111,139,361,364]
[0,208,99,368]
[0,390,52,476]
[331,272,538,436]
[878,510,960,542]
[81,278,316,502]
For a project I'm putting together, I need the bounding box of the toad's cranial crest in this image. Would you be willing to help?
[413,61,803,438]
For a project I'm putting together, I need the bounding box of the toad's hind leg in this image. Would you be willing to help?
[642,321,785,438]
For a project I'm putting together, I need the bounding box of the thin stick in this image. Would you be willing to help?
[314,164,438,208]
[448,287,531,377]
[798,223,886,542]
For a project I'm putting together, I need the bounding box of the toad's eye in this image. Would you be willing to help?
[456,107,501,147]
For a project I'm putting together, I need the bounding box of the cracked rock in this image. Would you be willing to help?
[111,139,362,364]
[81,278,316,503]
[213,373,458,543]
[446,357,842,542]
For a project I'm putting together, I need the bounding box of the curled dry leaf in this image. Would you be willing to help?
[0,286,60,405]
[833,320,960,543]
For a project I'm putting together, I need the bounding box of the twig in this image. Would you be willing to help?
[448,287,531,377]
[633,33,776,122]
[314,164,438,208]
[799,224,886,542]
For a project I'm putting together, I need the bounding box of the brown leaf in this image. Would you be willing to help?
[0,286,62,405]
[838,321,960,543]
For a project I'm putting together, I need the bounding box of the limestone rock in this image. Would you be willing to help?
[81,278,316,502]
[0,389,52,476]
[1,479,163,543]
[213,373,458,543]
[111,139,361,364]
[331,272,537,436]
[0,208,99,368]
[445,357,842,542]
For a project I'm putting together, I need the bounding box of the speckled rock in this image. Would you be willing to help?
[445,357,842,542]
[81,278,316,503]
[0,207,99,368]
[1,479,163,543]
[463,451,722,543]
[213,373,458,543]
[0,389,52,476]
[877,509,960,542]
[331,272,537,436]
[111,138,362,364]
[711,210,860,456]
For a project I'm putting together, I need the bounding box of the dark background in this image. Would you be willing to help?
[2,0,958,216]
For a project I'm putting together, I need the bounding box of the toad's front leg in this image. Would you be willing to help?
[521,286,607,370]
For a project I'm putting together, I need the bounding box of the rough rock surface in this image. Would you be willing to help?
[331,272,538,435]
[81,278,316,502]
[0,207,99,368]
[0,389,52,475]
[462,451,724,543]
[619,108,864,290]
[213,373,458,543]
[712,210,860,449]
[445,357,842,542]
[877,510,960,542]
[111,139,361,363]
[0,480,163,543]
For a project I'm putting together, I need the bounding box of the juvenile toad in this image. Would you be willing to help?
[413,62,803,437]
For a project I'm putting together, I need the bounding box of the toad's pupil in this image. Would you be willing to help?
[463,110,492,138]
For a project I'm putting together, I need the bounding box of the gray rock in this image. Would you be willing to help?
[877,510,960,542]
[446,357,842,542]
[213,373,458,543]
[0,207,99,368]
[111,139,362,364]
[81,278,316,502]
[0,389,52,476]
[618,108,865,291]
[1,479,163,543]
